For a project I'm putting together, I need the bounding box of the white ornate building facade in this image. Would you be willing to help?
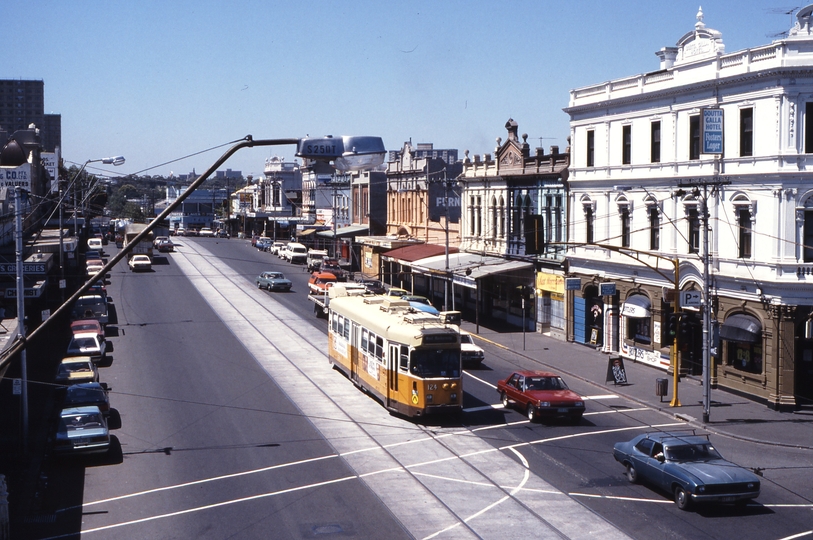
[564,6,813,409]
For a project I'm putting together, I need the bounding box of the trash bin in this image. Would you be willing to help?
[655,378,668,402]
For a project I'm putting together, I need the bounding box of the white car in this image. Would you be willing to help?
[460,330,485,367]
[128,255,152,272]
[199,227,214,237]
[67,332,107,364]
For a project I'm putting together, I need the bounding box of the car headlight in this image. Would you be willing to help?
[538,401,550,407]
[575,401,584,407]
[747,483,756,489]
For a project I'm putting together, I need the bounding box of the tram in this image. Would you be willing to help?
[327,292,462,417]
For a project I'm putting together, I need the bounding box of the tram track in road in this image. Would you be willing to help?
[168,239,633,540]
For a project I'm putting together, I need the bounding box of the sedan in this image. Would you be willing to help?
[497,370,585,423]
[256,271,292,291]
[55,406,110,455]
[354,277,386,295]
[128,254,152,272]
[61,382,110,415]
[613,432,761,510]
[55,356,99,385]
[156,239,175,252]
[66,332,107,363]
[86,258,105,277]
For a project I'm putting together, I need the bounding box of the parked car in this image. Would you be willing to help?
[86,258,105,277]
[199,227,214,237]
[55,406,110,455]
[460,330,485,367]
[216,229,230,238]
[70,319,104,339]
[66,332,107,364]
[308,272,338,295]
[612,432,761,510]
[256,271,293,291]
[354,277,386,295]
[271,241,287,257]
[497,370,585,423]
[85,249,104,261]
[320,258,347,281]
[128,254,152,272]
[176,227,186,236]
[71,295,109,325]
[87,237,104,254]
[256,238,272,251]
[55,356,99,385]
[61,382,110,415]
[87,280,108,303]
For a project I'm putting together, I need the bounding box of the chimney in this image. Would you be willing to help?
[550,145,559,156]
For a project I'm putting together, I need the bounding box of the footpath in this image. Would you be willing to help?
[461,321,813,451]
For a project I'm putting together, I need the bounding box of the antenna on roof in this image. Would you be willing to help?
[765,6,801,38]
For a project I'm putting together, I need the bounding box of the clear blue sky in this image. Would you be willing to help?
[3,1,795,179]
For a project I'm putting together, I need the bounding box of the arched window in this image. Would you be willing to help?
[731,194,755,259]
[490,196,497,239]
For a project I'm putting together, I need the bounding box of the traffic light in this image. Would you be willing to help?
[666,313,680,339]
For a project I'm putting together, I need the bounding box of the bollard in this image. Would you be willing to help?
[655,378,668,402]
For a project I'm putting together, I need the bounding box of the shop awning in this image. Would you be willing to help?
[297,228,318,237]
[410,252,533,280]
[719,314,762,343]
[621,295,651,318]
[382,243,455,264]
[316,225,369,239]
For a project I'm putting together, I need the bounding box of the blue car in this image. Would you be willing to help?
[612,431,760,510]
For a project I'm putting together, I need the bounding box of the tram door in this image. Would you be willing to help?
[351,322,360,384]
[387,344,399,408]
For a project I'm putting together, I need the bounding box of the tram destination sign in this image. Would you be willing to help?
[0,163,32,191]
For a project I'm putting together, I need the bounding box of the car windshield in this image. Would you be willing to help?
[61,363,92,373]
[525,376,567,391]
[62,413,104,431]
[268,273,283,279]
[665,442,723,462]
[460,335,473,345]
[72,338,98,349]
[409,348,460,378]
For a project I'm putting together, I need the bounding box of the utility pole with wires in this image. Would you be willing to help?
[677,170,730,423]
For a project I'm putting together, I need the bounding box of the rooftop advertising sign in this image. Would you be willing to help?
[702,108,724,154]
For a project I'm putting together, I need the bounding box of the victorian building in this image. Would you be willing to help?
[456,119,569,334]
[564,6,813,409]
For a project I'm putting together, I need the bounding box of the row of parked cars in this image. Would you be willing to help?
[55,243,121,457]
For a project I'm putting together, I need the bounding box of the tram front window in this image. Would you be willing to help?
[410,349,460,378]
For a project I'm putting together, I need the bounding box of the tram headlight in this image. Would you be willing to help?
[442,383,450,390]
[450,393,458,401]
[451,382,458,389]
[426,394,433,402]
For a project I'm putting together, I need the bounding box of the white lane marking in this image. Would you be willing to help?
[777,531,813,540]
[65,475,358,537]
[464,371,496,389]
[583,394,619,400]
[81,454,339,508]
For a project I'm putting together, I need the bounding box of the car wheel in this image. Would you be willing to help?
[257,282,262,289]
[674,486,691,510]
[500,392,510,409]
[526,404,537,422]
[626,463,638,483]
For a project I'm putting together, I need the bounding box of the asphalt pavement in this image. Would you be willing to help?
[461,321,813,451]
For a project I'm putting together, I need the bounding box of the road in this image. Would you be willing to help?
[38,237,813,539]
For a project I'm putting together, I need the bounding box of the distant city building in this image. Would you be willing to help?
[215,169,242,180]
[0,79,61,153]
[388,142,458,167]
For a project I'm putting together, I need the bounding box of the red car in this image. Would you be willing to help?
[497,370,585,424]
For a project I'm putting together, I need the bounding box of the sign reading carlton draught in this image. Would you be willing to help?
[702,108,724,154]
[427,181,461,223]
[1,163,32,191]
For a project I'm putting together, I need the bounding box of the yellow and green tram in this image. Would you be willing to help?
[327,295,462,417]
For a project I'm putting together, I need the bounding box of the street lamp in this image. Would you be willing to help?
[68,156,125,234]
